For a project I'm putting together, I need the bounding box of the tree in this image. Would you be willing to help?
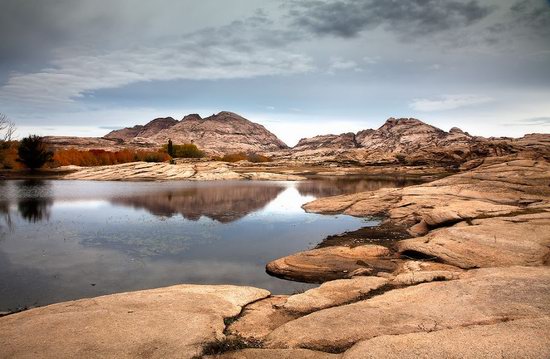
[17,135,53,170]
[167,139,174,157]
[0,113,16,166]
[0,113,16,142]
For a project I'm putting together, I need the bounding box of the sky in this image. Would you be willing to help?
[0,0,549,146]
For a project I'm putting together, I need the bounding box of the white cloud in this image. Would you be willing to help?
[329,57,362,72]
[0,44,313,108]
[409,94,493,111]
[362,56,380,64]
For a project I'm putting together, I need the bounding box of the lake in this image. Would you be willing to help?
[0,177,417,312]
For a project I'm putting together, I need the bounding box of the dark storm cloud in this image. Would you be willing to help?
[488,0,550,36]
[510,0,550,30]
[287,0,494,38]
[0,0,118,64]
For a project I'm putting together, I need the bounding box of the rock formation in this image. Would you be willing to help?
[105,111,288,155]
[293,133,358,151]
[45,114,549,172]
[280,117,547,168]
[105,117,179,142]
[63,161,306,182]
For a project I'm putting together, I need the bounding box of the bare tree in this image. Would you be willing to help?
[0,113,16,142]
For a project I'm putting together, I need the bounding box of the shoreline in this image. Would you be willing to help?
[1,155,549,358]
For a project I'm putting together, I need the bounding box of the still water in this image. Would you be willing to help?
[0,177,416,312]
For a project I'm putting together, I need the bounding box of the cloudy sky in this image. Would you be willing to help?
[1,0,549,145]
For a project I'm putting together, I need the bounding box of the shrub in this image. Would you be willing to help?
[52,149,170,167]
[17,135,54,169]
[221,152,248,162]
[247,153,272,163]
[162,143,204,158]
[0,141,22,169]
[395,153,408,165]
[221,152,272,163]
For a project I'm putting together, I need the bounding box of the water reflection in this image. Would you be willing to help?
[110,183,285,223]
[297,176,423,197]
[16,180,53,223]
[0,177,416,311]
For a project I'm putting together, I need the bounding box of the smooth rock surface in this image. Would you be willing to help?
[265,267,550,352]
[206,348,341,359]
[64,161,306,181]
[266,245,395,283]
[0,285,270,359]
[343,317,550,359]
[283,276,388,314]
[226,296,296,341]
[397,211,550,268]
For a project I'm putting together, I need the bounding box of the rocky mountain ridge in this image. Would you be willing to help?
[284,117,546,168]
[44,113,549,168]
[104,111,288,155]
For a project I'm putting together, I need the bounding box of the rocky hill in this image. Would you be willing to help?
[105,111,288,155]
[105,117,179,142]
[283,117,533,168]
[293,132,358,151]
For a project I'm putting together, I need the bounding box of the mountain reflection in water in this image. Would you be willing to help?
[0,177,416,312]
[297,176,423,197]
[110,183,285,223]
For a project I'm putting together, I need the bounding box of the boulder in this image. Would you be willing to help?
[266,245,396,283]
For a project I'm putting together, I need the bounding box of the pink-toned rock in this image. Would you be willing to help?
[283,276,388,314]
[226,296,296,341]
[343,317,550,359]
[0,285,269,359]
[265,267,550,352]
[266,245,395,283]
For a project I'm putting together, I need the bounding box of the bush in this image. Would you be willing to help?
[221,152,272,163]
[17,135,54,169]
[395,153,408,165]
[52,149,170,167]
[0,141,22,169]
[162,143,204,158]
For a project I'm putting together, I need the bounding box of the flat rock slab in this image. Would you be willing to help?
[64,161,306,181]
[343,317,550,359]
[283,277,388,314]
[397,211,550,268]
[0,285,270,359]
[266,245,396,283]
[265,266,550,352]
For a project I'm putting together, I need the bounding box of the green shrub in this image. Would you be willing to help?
[163,143,204,158]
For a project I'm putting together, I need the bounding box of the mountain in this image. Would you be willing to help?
[285,118,522,167]
[104,111,288,155]
[293,133,359,151]
[105,117,179,142]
